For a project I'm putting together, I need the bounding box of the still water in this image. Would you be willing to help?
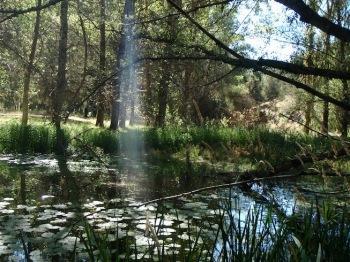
[0,154,348,260]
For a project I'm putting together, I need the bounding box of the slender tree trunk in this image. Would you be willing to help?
[337,5,349,137]
[143,63,152,125]
[303,13,315,134]
[321,0,334,133]
[70,0,88,113]
[53,0,69,154]
[155,68,169,127]
[322,95,329,133]
[21,0,41,125]
[339,39,349,137]
[96,0,106,127]
[304,95,314,134]
[321,34,331,134]
[183,65,193,123]
[341,79,349,137]
[130,99,135,126]
[193,98,204,125]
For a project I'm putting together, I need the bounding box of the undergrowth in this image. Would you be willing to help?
[0,121,338,166]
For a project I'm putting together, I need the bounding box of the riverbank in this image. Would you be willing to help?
[0,119,340,167]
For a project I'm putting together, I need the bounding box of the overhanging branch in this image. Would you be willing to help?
[0,0,63,23]
[140,33,350,80]
[275,0,350,42]
[166,0,350,111]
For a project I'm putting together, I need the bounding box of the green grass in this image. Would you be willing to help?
[0,121,338,167]
[146,125,336,166]
[0,122,57,153]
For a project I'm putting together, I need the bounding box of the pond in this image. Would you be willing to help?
[0,154,349,261]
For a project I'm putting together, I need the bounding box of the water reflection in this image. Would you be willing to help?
[0,155,348,260]
[57,155,81,204]
[20,173,26,205]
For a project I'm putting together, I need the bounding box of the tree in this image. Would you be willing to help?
[52,0,68,154]
[336,1,349,137]
[110,0,133,130]
[96,0,106,127]
[21,0,41,125]
[320,0,335,134]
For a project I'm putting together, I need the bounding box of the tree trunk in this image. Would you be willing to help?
[155,68,169,127]
[130,98,135,126]
[303,9,315,134]
[337,4,349,137]
[96,0,106,127]
[321,1,334,133]
[339,40,349,137]
[321,34,331,134]
[53,0,69,154]
[110,33,125,131]
[341,79,349,137]
[304,95,314,135]
[110,0,134,130]
[322,97,329,133]
[183,65,193,123]
[21,0,41,126]
[143,63,152,125]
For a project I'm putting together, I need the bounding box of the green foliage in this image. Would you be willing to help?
[145,125,335,166]
[77,128,119,154]
[287,202,350,261]
[0,121,336,166]
[0,122,56,153]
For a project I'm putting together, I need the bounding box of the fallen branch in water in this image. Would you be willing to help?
[131,173,297,208]
[59,145,349,240]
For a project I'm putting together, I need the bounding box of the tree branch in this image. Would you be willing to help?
[166,0,350,111]
[0,0,63,23]
[140,33,350,80]
[132,174,297,207]
[256,58,350,80]
[275,0,350,42]
[136,0,238,25]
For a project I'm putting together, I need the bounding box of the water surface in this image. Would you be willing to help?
[0,154,348,260]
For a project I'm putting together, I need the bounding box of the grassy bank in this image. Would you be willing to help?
[0,121,338,166]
